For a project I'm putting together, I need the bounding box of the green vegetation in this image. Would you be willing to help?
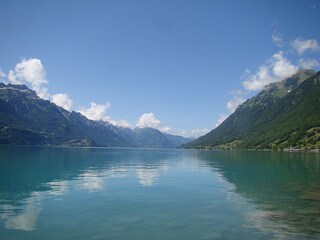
[184,70,320,151]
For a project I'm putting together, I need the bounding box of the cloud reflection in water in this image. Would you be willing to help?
[136,164,168,187]
[0,192,42,231]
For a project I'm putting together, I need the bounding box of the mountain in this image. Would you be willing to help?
[0,83,131,147]
[0,83,192,148]
[104,124,193,148]
[184,69,320,150]
[131,127,175,148]
[163,133,195,147]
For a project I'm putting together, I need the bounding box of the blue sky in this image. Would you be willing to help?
[0,0,319,137]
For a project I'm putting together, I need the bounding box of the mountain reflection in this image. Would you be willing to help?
[2,146,319,238]
[197,150,320,237]
[0,147,174,231]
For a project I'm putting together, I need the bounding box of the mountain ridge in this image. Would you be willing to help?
[184,69,320,150]
[0,83,192,148]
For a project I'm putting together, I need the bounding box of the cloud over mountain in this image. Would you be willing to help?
[51,93,74,111]
[8,58,49,99]
[5,58,77,112]
[214,34,320,128]
[242,51,298,91]
[78,102,132,128]
[136,113,161,128]
[78,102,111,121]
[136,113,170,132]
[227,95,245,112]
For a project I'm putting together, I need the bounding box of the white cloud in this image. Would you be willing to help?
[78,102,111,121]
[0,70,6,80]
[8,58,49,99]
[291,38,320,55]
[272,52,298,79]
[160,126,171,133]
[37,87,49,99]
[242,51,298,91]
[226,95,245,113]
[51,93,74,111]
[8,70,22,85]
[78,102,133,128]
[217,49,298,128]
[299,58,320,69]
[105,118,132,128]
[136,113,161,128]
[136,112,171,132]
[6,58,76,106]
[215,34,319,131]
[4,58,134,129]
[178,128,210,138]
[272,31,284,47]
[135,113,203,137]
[243,65,274,91]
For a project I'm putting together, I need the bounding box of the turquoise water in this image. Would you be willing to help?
[0,146,320,239]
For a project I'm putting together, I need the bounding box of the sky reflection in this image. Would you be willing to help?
[1,147,320,239]
[0,159,170,231]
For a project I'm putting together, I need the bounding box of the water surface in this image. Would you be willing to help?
[0,146,320,239]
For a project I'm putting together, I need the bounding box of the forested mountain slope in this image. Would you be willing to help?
[184,70,320,150]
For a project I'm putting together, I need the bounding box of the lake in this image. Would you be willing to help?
[0,146,320,239]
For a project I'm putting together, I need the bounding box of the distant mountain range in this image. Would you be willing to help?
[184,69,320,150]
[2,69,319,150]
[0,83,193,148]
